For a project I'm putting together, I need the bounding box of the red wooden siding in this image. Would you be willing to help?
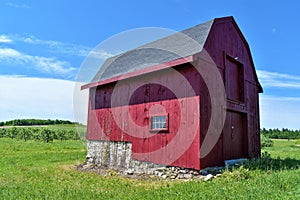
[87,64,201,169]
[200,16,261,168]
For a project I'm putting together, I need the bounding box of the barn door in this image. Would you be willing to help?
[223,111,245,160]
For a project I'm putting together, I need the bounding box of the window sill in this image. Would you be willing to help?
[149,129,169,133]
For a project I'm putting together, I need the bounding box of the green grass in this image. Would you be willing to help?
[45,124,86,130]
[0,138,299,199]
[263,139,300,159]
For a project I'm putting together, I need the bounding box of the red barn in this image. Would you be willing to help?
[82,16,262,170]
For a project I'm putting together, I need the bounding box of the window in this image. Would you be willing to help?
[150,115,168,131]
[225,55,244,103]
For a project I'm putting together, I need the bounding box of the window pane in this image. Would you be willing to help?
[151,115,167,130]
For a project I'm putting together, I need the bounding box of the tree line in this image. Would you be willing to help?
[0,127,81,142]
[0,119,78,126]
[261,128,300,140]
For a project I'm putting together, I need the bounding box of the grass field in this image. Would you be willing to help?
[0,138,299,199]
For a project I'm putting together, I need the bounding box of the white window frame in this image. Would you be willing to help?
[150,114,169,132]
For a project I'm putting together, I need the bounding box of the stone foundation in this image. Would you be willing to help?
[86,140,164,174]
[85,140,226,180]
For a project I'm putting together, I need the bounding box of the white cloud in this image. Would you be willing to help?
[260,95,300,130]
[0,76,88,124]
[0,48,76,77]
[0,35,12,43]
[89,49,114,59]
[21,35,93,57]
[6,34,113,58]
[0,33,114,73]
[257,70,300,129]
[16,34,113,58]
[257,70,300,89]
[6,2,31,9]
[0,48,21,57]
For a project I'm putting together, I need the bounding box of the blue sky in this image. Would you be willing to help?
[0,0,300,129]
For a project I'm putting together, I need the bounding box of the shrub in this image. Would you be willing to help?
[245,151,273,170]
[0,126,83,142]
[261,134,274,147]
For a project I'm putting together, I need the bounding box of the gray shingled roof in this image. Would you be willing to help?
[91,19,214,83]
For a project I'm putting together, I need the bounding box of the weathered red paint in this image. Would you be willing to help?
[87,64,201,169]
[83,17,262,169]
[199,17,262,168]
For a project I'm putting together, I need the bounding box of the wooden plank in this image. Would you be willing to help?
[188,96,200,169]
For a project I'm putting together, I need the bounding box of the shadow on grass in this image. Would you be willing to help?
[246,152,300,171]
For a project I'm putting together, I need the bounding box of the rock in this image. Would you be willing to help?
[156,167,166,171]
[147,170,155,175]
[225,158,248,167]
[162,174,168,179]
[170,175,176,179]
[204,174,214,181]
[83,163,92,169]
[192,171,199,175]
[179,170,186,174]
[86,154,92,159]
[136,171,144,176]
[200,170,208,176]
[215,174,222,178]
[177,174,184,179]
[125,169,134,175]
[183,174,193,179]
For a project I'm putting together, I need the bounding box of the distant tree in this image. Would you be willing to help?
[261,128,300,140]
[2,119,76,126]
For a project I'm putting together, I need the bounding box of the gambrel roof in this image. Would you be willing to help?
[91,19,213,83]
[82,16,262,92]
